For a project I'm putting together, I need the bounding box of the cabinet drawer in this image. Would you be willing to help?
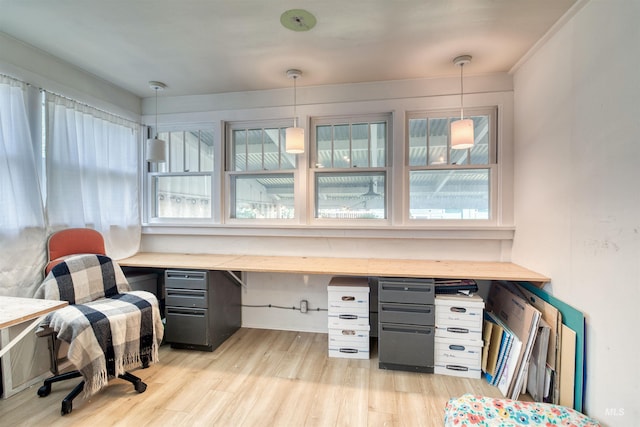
[328,347,369,359]
[165,288,208,308]
[327,303,369,316]
[379,303,434,326]
[328,331,369,350]
[328,290,369,311]
[328,313,370,330]
[434,363,481,379]
[379,278,434,304]
[436,305,483,328]
[165,307,208,346]
[378,323,434,368]
[435,325,482,341]
[434,339,482,368]
[165,270,208,290]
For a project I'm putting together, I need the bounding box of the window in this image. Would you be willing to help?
[311,114,390,220]
[407,108,496,220]
[149,129,215,220]
[226,122,296,220]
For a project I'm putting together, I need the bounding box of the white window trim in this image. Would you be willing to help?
[404,107,499,226]
[309,112,393,226]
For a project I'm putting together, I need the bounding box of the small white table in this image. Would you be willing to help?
[0,296,67,397]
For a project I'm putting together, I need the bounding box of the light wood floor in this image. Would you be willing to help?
[0,328,502,426]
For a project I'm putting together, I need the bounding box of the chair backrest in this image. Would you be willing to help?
[45,228,106,275]
[38,254,130,304]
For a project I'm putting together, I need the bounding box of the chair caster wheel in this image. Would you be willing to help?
[61,400,72,415]
[38,384,51,397]
[134,380,147,393]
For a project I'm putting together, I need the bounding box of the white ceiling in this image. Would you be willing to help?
[0,0,577,98]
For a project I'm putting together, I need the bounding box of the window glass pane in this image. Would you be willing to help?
[316,172,385,219]
[351,123,369,168]
[409,169,489,219]
[408,119,426,166]
[333,125,350,168]
[428,118,448,165]
[371,122,386,167]
[200,130,214,172]
[246,129,262,171]
[316,125,332,168]
[169,131,184,172]
[263,128,280,170]
[154,175,211,218]
[469,115,489,164]
[233,129,247,171]
[231,174,294,219]
[184,131,199,172]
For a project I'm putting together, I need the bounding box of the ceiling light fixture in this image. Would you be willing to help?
[450,55,474,150]
[146,81,167,163]
[285,69,304,154]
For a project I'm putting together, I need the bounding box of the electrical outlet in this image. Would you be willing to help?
[300,299,308,313]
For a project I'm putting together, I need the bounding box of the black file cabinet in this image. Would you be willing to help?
[378,277,435,373]
[164,269,241,351]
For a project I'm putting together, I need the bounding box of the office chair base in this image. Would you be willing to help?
[38,370,147,415]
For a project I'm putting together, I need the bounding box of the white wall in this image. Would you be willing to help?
[511,0,640,424]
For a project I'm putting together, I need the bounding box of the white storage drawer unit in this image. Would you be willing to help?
[327,276,370,359]
[434,293,484,379]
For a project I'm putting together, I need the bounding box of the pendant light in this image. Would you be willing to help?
[146,81,167,162]
[450,55,474,150]
[285,69,304,154]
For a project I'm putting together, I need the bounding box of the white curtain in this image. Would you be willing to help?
[0,76,47,297]
[46,93,141,260]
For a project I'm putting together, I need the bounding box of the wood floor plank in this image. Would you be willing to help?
[0,328,503,426]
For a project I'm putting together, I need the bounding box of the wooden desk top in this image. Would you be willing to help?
[0,296,67,329]
[118,252,550,286]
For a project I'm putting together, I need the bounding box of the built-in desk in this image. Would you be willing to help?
[117,252,550,287]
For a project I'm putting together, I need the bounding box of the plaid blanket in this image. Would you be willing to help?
[35,254,163,396]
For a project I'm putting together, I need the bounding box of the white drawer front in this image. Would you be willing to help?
[327,303,369,315]
[328,313,370,330]
[435,325,482,341]
[434,363,481,379]
[434,341,482,368]
[328,347,369,359]
[435,305,483,328]
[329,333,369,351]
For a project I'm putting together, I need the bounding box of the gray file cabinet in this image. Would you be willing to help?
[164,269,241,352]
[378,277,435,373]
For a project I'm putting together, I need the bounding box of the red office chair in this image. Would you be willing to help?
[44,228,106,275]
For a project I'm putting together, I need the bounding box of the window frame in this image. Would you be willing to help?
[405,107,498,224]
[224,119,299,225]
[309,113,392,226]
[144,126,219,225]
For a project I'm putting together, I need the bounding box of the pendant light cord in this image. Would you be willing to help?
[459,62,464,120]
[154,88,159,138]
[293,76,298,128]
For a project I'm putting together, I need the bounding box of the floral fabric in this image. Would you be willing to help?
[444,394,601,426]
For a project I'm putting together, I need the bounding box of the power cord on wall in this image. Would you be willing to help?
[241,303,327,312]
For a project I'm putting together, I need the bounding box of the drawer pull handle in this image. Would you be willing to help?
[449,345,466,351]
[450,307,467,313]
[381,325,432,334]
[339,348,358,354]
[445,365,469,372]
[338,314,358,320]
[342,330,356,335]
[446,327,469,334]
[341,296,355,301]
[381,305,431,314]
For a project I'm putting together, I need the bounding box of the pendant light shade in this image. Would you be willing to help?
[285,69,304,154]
[146,81,167,163]
[451,55,474,150]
